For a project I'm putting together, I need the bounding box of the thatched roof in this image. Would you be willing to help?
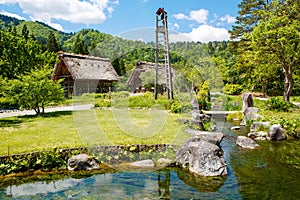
[127,61,175,92]
[56,52,118,81]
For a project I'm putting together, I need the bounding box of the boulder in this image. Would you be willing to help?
[240,107,263,126]
[67,154,99,171]
[248,131,267,140]
[236,136,260,149]
[185,128,224,146]
[157,158,174,167]
[129,159,155,167]
[191,99,199,110]
[250,122,271,132]
[176,137,227,176]
[242,92,254,114]
[268,124,287,141]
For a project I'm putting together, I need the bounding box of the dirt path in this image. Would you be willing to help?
[0,104,93,119]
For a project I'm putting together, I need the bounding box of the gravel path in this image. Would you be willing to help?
[0,104,94,119]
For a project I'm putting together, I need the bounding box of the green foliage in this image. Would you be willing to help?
[0,149,87,176]
[46,32,60,52]
[8,68,65,115]
[266,97,294,112]
[223,84,243,95]
[224,95,243,111]
[197,81,211,110]
[170,101,192,114]
[226,111,243,121]
[250,0,300,102]
[72,34,88,54]
[0,26,57,79]
[170,101,181,113]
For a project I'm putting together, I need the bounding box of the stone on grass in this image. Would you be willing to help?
[157,158,173,167]
[268,124,287,141]
[236,136,260,149]
[67,154,99,171]
[129,159,155,167]
[176,137,227,176]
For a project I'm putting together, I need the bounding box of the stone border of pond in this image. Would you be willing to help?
[0,144,178,176]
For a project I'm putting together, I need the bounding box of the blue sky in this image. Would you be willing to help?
[0,0,241,42]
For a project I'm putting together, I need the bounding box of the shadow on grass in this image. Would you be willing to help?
[0,111,73,128]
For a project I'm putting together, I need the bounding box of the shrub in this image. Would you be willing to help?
[170,101,192,113]
[226,111,243,121]
[224,96,242,111]
[223,84,243,95]
[266,97,294,112]
[94,99,111,107]
[170,101,181,113]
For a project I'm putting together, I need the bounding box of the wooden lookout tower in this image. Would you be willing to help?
[155,8,173,99]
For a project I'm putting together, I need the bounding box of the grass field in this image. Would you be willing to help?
[0,109,189,156]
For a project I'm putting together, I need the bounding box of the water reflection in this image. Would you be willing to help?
[1,167,240,199]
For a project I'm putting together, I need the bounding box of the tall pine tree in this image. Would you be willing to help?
[46,32,60,53]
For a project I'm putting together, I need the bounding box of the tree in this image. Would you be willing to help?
[0,26,56,79]
[229,0,268,87]
[251,0,300,101]
[21,24,29,40]
[9,68,65,115]
[72,34,89,55]
[46,32,60,53]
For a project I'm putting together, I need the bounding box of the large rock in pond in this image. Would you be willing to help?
[268,124,287,141]
[176,137,227,176]
[236,136,260,149]
[185,128,224,146]
[68,154,99,171]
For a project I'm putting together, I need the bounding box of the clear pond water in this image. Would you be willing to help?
[1,121,300,199]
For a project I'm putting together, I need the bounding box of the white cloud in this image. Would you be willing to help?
[170,25,230,43]
[0,10,26,20]
[173,23,179,29]
[0,0,18,4]
[220,14,236,24]
[189,9,208,24]
[1,0,118,30]
[173,13,188,20]
[173,9,209,24]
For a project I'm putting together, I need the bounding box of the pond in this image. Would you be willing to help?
[1,121,300,199]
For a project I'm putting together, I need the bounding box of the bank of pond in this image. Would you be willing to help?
[1,121,300,199]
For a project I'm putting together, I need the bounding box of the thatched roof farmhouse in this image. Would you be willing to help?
[53,52,118,96]
[127,61,175,93]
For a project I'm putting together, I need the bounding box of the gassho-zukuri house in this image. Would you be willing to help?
[52,52,119,97]
[127,61,175,93]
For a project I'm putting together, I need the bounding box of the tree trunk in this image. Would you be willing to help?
[283,72,293,102]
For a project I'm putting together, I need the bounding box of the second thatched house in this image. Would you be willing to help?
[127,61,175,93]
[52,52,119,97]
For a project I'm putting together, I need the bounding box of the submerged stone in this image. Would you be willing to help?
[236,136,260,149]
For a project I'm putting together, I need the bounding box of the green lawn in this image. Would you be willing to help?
[0,109,189,156]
